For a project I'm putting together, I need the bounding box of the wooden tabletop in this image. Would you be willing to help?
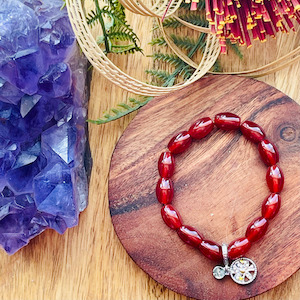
[0,5,299,300]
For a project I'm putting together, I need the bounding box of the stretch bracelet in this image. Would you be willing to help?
[156,112,284,285]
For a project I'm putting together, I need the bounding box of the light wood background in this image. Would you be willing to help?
[0,3,299,300]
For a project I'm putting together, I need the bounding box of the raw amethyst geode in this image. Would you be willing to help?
[0,0,89,254]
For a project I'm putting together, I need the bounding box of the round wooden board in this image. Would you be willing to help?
[108,75,300,300]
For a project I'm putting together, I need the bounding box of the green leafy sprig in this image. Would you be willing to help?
[147,32,208,86]
[88,97,152,124]
[161,14,208,29]
[86,0,142,54]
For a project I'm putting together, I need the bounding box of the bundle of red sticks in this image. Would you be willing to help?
[167,0,300,53]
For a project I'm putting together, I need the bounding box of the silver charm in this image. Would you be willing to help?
[212,244,257,285]
[230,257,257,285]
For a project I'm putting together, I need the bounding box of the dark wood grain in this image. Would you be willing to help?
[108,75,300,300]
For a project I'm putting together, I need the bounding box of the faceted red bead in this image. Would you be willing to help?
[177,225,203,248]
[228,237,251,260]
[156,178,174,204]
[214,112,241,130]
[266,165,284,193]
[158,151,175,178]
[199,240,222,262]
[258,139,279,166]
[246,217,269,242]
[262,193,281,220]
[161,204,182,229]
[240,120,265,143]
[168,131,192,154]
[188,117,214,139]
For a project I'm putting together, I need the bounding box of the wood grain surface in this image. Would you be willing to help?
[109,75,300,300]
[0,3,299,300]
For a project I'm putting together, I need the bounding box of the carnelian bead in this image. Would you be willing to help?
[246,217,269,242]
[168,131,192,154]
[188,117,214,139]
[156,178,174,204]
[214,112,241,130]
[240,120,265,143]
[262,193,281,220]
[258,139,279,166]
[228,237,251,260]
[161,204,182,229]
[158,152,175,178]
[177,225,203,248]
[266,165,284,193]
[199,240,222,262]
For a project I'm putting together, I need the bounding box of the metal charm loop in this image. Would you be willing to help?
[212,246,258,285]
[221,243,230,275]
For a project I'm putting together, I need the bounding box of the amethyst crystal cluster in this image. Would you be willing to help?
[0,0,88,254]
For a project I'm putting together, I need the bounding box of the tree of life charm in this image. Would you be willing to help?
[212,244,257,285]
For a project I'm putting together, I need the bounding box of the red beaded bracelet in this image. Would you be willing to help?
[156,112,284,285]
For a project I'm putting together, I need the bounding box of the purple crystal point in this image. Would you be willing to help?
[0,0,88,254]
[33,162,77,228]
[38,63,72,98]
[42,122,76,164]
[0,0,42,95]
[0,78,24,105]
[0,0,39,58]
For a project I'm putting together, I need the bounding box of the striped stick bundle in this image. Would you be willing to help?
[187,0,300,53]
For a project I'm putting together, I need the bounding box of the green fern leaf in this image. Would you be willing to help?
[179,14,209,27]
[101,9,140,42]
[148,33,207,88]
[111,44,143,54]
[150,37,167,46]
[87,0,142,54]
[170,34,198,51]
[212,59,222,72]
[179,65,194,80]
[108,31,134,41]
[88,97,152,124]
[145,69,171,83]
[86,10,100,27]
[106,0,126,20]
[149,53,182,67]
[162,17,183,29]
[109,27,139,43]
[226,39,243,59]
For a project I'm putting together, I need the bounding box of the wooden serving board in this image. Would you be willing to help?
[108,75,300,300]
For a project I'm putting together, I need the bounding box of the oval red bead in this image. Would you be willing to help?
[188,117,214,139]
[266,165,284,193]
[258,139,279,166]
[199,240,222,262]
[240,120,265,143]
[177,225,203,248]
[158,151,175,178]
[168,131,192,154]
[161,204,182,229]
[228,237,251,260]
[156,178,174,204]
[246,217,269,242]
[214,112,241,130]
[262,193,281,220]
